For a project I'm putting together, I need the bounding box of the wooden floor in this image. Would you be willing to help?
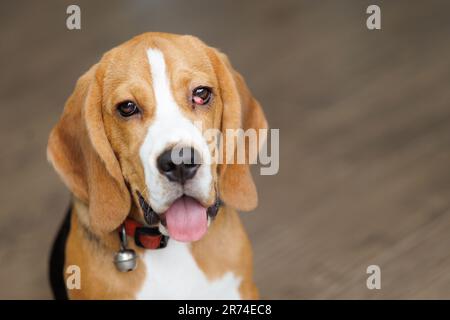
[1,0,449,299]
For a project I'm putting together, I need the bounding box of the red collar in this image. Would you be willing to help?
[123,219,169,250]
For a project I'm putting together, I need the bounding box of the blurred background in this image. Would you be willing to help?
[1,0,450,299]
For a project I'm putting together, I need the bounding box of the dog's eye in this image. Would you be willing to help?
[192,86,212,106]
[117,101,140,117]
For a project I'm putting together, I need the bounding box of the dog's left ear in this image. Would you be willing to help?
[209,49,268,212]
[47,63,131,235]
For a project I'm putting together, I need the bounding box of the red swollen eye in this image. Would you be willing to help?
[192,86,212,105]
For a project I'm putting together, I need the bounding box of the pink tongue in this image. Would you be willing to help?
[165,196,208,242]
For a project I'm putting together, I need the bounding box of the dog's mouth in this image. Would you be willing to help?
[136,191,220,243]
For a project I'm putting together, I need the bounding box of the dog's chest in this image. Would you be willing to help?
[135,240,242,299]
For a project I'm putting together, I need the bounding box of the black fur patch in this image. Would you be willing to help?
[49,206,71,300]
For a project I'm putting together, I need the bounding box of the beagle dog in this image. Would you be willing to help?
[47,32,267,300]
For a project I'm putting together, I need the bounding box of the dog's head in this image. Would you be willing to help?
[48,33,267,241]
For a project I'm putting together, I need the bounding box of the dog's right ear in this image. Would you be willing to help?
[47,64,130,235]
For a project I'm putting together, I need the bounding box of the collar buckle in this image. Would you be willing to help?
[134,226,169,249]
[124,219,169,250]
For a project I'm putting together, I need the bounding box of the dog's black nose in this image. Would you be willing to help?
[157,147,201,184]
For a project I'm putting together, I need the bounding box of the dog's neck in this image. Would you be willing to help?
[72,197,120,252]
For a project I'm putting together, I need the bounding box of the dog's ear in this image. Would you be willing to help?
[47,64,130,235]
[209,49,268,212]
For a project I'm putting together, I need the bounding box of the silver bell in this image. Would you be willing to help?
[114,249,137,272]
[114,225,137,272]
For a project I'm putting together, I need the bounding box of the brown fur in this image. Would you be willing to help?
[48,32,267,299]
